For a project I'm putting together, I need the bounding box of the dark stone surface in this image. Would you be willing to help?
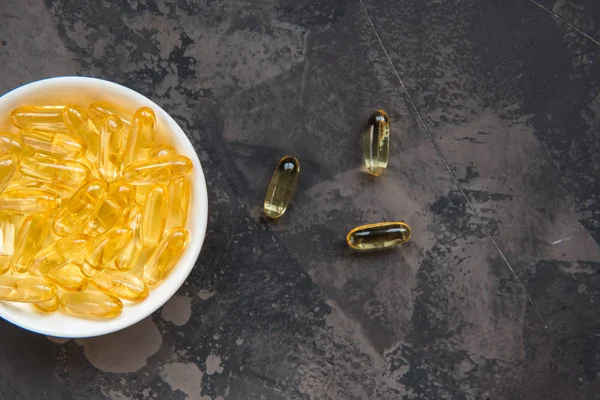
[0,0,599,399]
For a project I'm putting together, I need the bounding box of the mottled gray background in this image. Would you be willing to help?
[1,0,599,399]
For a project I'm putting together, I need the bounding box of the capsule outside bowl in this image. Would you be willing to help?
[0,76,208,338]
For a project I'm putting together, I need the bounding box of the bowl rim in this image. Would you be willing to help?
[0,76,208,337]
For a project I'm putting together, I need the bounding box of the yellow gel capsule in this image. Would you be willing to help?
[83,226,133,272]
[34,294,59,313]
[264,156,300,219]
[19,156,91,185]
[89,179,135,234]
[47,263,88,292]
[0,187,60,214]
[29,234,90,275]
[123,155,193,184]
[166,177,190,230]
[143,227,189,285]
[0,213,15,274]
[60,291,123,319]
[346,222,411,251]
[0,132,31,155]
[124,107,156,165]
[98,116,127,182]
[21,129,87,159]
[141,184,169,247]
[91,270,149,302]
[53,179,106,236]
[6,180,75,200]
[88,101,132,128]
[13,214,50,273]
[0,275,57,302]
[363,110,390,176]
[63,105,101,161]
[115,206,146,272]
[150,144,174,158]
[0,153,18,192]
[10,105,66,132]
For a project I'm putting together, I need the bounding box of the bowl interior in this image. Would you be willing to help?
[0,77,208,337]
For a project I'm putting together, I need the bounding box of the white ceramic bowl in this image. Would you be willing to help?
[0,77,208,337]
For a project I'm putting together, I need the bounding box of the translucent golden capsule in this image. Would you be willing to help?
[0,275,57,302]
[91,270,149,302]
[89,179,135,234]
[29,234,90,276]
[83,226,133,273]
[363,110,390,176]
[19,156,90,185]
[0,213,15,274]
[6,180,75,200]
[0,187,60,214]
[13,214,50,273]
[59,290,123,319]
[98,116,126,182]
[34,294,59,312]
[10,105,66,132]
[263,156,300,219]
[346,222,411,251]
[166,177,190,230]
[53,179,106,236]
[0,132,31,155]
[47,263,88,292]
[143,227,189,285]
[88,101,132,128]
[123,155,193,184]
[21,129,87,159]
[150,144,174,158]
[141,184,169,247]
[124,107,156,165]
[115,206,151,272]
[0,153,18,192]
[63,104,101,161]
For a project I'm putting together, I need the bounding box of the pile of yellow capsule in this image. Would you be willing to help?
[0,102,193,319]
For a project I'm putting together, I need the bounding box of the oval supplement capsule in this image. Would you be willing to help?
[0,187,60,214]
[124,107,156,165]
[47,264,88,292]
[91,270,149,302]
[10,105,66,132]
[19,156,91,185]
[263,156,300,219]
[346,222,411,251]
[21,129,87,159]
[363,110,390,177]
[13,213,50,273]
[143,227,189,285]
[99,116,127,182]
[123,155,193,184]
[60,291,123,319]
[166,177,190,230]
[0,275,57,302]
[141,184,169,247]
